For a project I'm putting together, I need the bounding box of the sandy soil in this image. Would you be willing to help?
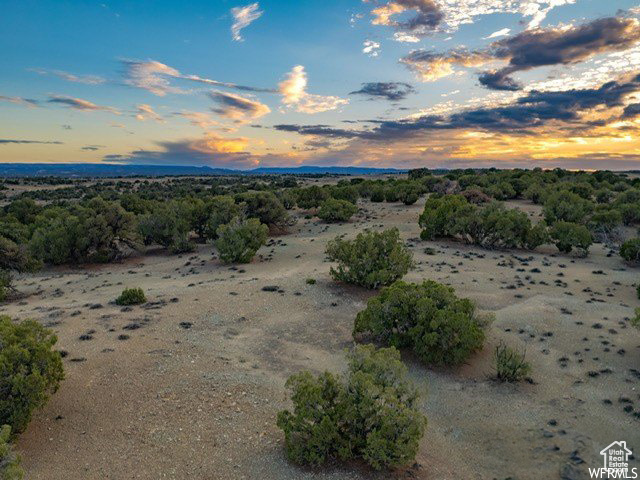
[2,197,639,480]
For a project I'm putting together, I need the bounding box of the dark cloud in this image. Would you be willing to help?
[0,95,39,107]
[0,139,64,145]
[81,145,104,151]
[208,91,270,121]
[47,95,119,113]
[481,16,640,90]
[373,0,444,35]
[350,82,416,101]
[277,74,640,140]
[622,103,640,119]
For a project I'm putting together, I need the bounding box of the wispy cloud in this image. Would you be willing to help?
[279,66,349,114]
[0,95,39,108]
[231,3,263,41]
[0,139,64,145]
[47,94,120,114]
[484,28,510,39]
[30,68,105,85]
[363,40,381,57]
[135,104,164,122]
[350,82,415,101]
[175,111,221,129]
[208,90,271,122]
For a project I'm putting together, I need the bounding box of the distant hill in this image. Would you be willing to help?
[0,163,407,177]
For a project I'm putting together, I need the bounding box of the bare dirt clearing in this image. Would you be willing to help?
[3,197,639,479]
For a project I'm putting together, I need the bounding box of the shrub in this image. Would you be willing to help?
[305,278,316,285]
[543,190,593,224]
[0,316,64,433]
[0,425,23,480]
[0,270,13,303]
[329,186,359,204]
[276,345,426,470]
[215,217,268,264]
[237,192,289,228]
[325,229,413,289]
[317,198,357,223]
[369,186,386,203]
[204,196,241,240]
[296,186,329,210]
[115,287,146,306]
[138,203,189,249]
[454,202,531,249]
[549,222,593,256]
[354,280,485,366]
[462,188,491,205]
[418,194,471,240]
[632,308,640,329]
[525,221,550,250]
[620,238,640,263]
[397,184,420,205]
[494,342,531,382]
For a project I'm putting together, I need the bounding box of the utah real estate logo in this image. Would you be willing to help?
[589,441,637,479]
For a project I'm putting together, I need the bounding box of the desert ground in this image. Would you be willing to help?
[2,194,639,480]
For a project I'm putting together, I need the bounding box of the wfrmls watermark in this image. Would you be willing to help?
[589,441,638,479]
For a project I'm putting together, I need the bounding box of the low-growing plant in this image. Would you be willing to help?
[620,238,640,263]
[632,307,640,329]
[354,280,485,366]
[115,287,147,306]
[215,217,268,264]
[0,425,23,480]
[0,316,64,433]
[494,342,531,382]
[305,278,316,285]
[317,198,357,223]
[0,270,13,303]
[549,222,593,256]
[325,228,413,289]
[276,344,426,470]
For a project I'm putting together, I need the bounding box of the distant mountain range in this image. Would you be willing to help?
[0,163,407,177]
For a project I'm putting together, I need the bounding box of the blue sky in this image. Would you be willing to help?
[2,0,640,169]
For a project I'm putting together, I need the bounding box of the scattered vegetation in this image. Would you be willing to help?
[0,425,23,480]
[325,228,413,289]
[317,198,357,223]
[0,316,64,433]
[215,217,268,264]
[549,222,593,256]
[277,345,426,470]
[620,238,640,263]
[115,287,147,306]
[494,342,531,382]
[354,280,485,366]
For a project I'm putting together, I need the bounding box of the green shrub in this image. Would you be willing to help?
[543,190,593,224]
[325,229,413,289]
[138,203,189,249]
[454,202,532,249]
[549,222,593,256]
[525,221,550,250]
[354,280,485,366]
[305,278,316,285]
[0,270,13,303]
[215,217,268,264]
[204,195,241,240]
[296,186,329,210]
[418,195,471,240]
[237,191,289,228]
[632,308,640,329]
[494,342,531,382]
[0,425,23,480]
[620,238,640,262]
[276,345,426,470]
[0,317,64,433]
[369,186,385,202]
[115,287,146,306]
[317,198,357,223]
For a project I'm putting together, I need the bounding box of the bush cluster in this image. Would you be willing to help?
[277,345,426,470]
[354,280,485,366]
[0,316,64,433]
[620,238,640,262]
[115,287,147,306]
[317,198,357,223]
[215,217,268,264]
[325,229,413,289]
[0,425,23,480]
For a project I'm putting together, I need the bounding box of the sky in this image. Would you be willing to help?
[1,0,640,170]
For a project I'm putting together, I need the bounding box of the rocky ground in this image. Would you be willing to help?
[3,197,639,480]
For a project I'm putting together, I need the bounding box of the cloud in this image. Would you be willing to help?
[400,49,490,82]
[370,0,444,39]
[278,73,640,140]
[350,82,415,101]
[231,3,263,41]
[175,111,221,129]
[81,145,105,151]
[122,59,273,96]
[479,16,640,90]
[0,95,39,108]
[363,40,381,57]
[279,66,349,114]
[0,139,64,145]
[135,104,164,122]
[484,28,510,39]
[104,132,253,167]
[47,95,120,114]
[208,90,270,122]
[29,68,105,85]
[400,16,640,88]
